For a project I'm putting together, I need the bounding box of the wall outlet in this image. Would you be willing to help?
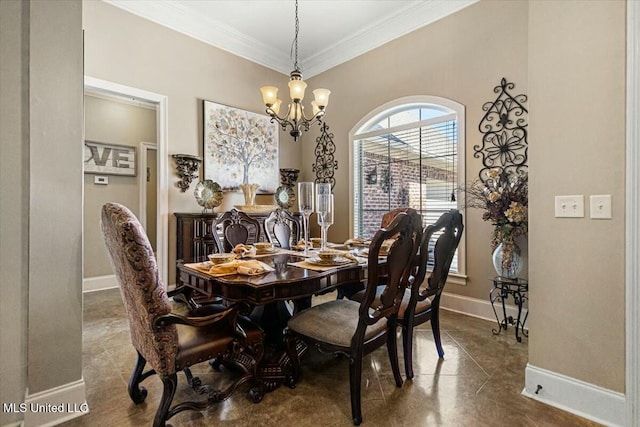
[590,194,612,219]
[554,195,584,218]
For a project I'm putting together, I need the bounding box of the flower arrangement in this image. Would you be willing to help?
[465,168,528,269]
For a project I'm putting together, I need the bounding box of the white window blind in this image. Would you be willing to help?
[353,110,459,272]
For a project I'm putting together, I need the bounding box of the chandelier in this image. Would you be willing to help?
[260,0,330,142]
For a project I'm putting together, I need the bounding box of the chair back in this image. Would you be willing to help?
[264,208,301,249]
[101,203,178,375]
[412,209,464,301]
[214,208,262,252]
[380,207,414,229]
[358,209,422,326]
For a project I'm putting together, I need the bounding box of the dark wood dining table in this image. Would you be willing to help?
[176,251,371,391]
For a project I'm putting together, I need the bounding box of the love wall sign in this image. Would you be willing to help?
[84,141,137,176]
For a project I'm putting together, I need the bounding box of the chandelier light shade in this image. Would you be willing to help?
[260,0,330,142]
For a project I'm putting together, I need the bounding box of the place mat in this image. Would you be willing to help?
[288,253,366,272]
[184,260,274,277]
[287,260,349,272]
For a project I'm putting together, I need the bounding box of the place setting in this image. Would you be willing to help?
[185,249,275,277]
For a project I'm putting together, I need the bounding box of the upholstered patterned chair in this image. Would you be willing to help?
[101,203,265,427]
[284,211,422,425]
[264,208,301,249]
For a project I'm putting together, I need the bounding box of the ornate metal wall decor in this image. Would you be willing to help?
[171,154,202,192]
[474,78,528,181]
[312,122,338,189]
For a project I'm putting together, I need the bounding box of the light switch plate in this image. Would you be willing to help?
[94,176,108,185]
[590,194,612,219]
[554,195,584,218]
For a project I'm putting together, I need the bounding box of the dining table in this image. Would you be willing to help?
[175,248,376,392]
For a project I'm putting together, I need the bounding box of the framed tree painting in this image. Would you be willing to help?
[203,100,279,193]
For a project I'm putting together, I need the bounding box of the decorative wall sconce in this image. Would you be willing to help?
[171,154,202,192]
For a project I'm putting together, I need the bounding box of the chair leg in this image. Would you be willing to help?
[153,373,177,427]
[386,323,403,387]
[349,350,364,426]
[402,319,415,380]
[128,351,148,404]
[431,309,444,358]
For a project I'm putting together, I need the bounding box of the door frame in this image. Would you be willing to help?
[84,76,169,288]
[626,0,639,424]
[138,141,157,230]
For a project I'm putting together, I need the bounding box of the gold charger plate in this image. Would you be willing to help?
[256,247,277,255]
[306,256,352,267]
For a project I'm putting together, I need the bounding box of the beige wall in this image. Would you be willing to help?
[83,95,156,278]
[83,0,301,285]
[0,0,30,423]
[528,0,626,392]
[1,0,84,424]
[306,0,529,301]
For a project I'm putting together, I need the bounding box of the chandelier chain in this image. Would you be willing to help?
[293,0,299,71]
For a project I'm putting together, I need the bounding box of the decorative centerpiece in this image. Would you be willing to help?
[465,168,528,278]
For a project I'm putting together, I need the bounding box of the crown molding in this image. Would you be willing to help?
[104,0,292,74]
[103,0,478,78]
[303,0,478,77]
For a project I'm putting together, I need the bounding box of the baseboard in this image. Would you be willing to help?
[440,291,528,327]
[83,274,118,293]
[23,378,88,427]
[523,364,625,426]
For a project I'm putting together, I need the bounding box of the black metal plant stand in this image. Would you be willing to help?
[489,276,529,342]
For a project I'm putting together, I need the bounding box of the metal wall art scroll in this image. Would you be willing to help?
[312,122,338,190]
[171,154,202,192]
[474,78,528,181]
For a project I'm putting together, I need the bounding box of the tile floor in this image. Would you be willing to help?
[61,289,599,427]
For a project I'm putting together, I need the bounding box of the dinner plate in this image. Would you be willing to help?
[306,256,352,266]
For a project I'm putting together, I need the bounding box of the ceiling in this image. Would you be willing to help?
[104,0,477,78]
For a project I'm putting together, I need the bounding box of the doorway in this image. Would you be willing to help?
[83,76,169,288]
[139,142,158,251]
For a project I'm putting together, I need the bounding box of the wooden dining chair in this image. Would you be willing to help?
[263,208,301,249]
[401,209,463,378]
[101,203,265,427]
[213,208,262,252]
[350,209,463,379]
[284,211,422,425]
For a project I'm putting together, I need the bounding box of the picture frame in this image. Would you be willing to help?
[202,100,279,193]
[84,140,137,177]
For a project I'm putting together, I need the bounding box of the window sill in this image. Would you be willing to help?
[447,273,468,286]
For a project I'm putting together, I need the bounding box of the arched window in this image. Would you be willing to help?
[350,96,466,275]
